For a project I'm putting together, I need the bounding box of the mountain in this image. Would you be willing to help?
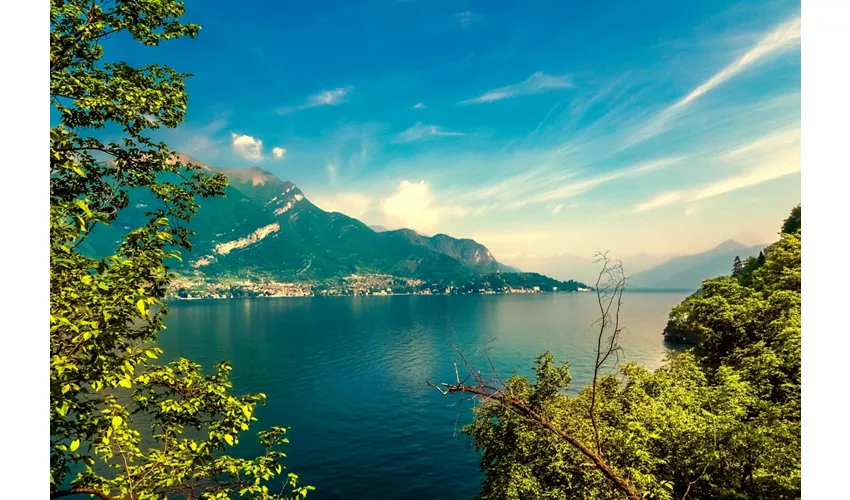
[369,225,389,233]
[502,252,668,285]
[497,262,522,273]
[85,156,574,286]
[383,229,502,272]
[629,240,766,291]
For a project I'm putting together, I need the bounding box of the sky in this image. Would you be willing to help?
[109,0,801,271]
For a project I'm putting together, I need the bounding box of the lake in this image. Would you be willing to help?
[159,292,689,500]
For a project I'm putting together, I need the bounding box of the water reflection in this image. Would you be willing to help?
[159,292,687,500]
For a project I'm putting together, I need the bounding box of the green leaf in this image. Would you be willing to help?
[112,416,123,428]
[74,199,92,216]
[224,434,234,446]
[69,439,80,452]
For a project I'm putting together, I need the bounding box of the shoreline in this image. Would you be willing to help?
[163,289,696,303]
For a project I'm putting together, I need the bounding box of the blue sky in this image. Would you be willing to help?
[111,0,801,267]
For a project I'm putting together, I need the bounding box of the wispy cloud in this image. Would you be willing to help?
[272,147,287,160]
[691,159,799,202]
[394,123,464,143]
[456,11,476,26]
[634,192,684,212]
[173,118,229,159]
[460,167,567,203]
[412,102,426,109]
[551,204,563,214]
[326,163,338,184]
[634,161,799,213]
[527,157,683,206]
[277,85,353,114]
[231,133,264,161]
[720,124,800,161]
[632,127,800,212]
[461,72,572,104]
[625,15,801,146]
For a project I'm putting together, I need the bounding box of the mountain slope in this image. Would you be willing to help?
[84,156,573,285]
[630,240,766,290]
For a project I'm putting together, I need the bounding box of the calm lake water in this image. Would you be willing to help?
[159,292,688,500]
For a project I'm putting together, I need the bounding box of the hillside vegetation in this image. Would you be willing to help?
[444,205,801,499]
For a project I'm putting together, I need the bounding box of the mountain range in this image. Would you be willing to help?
[503,252,671,285]
[84,155,585,290]
[629,239,766,291]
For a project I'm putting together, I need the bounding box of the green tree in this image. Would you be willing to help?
[435,207,801,499]
[732,255,743,277]
[50,1,312,499]
[781,204,801,235]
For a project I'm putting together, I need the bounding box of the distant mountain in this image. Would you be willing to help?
[84,155,579,287]
[497,262,522,273]
[502,252,667,285]
[369,225,389,233]
[630,240,766,291]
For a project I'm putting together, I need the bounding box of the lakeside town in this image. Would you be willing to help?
[167,272,593,300]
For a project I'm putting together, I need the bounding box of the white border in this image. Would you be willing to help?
[801,0,850,497]
[1,0,47,495]
[4,0,846,497]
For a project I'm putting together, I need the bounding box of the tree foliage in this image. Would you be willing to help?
[781,204,801,235]
[50,1,311,498]
[457,207,801,499]
[731,256,743,277]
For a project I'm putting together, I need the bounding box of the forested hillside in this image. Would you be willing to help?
[437,205,801,499]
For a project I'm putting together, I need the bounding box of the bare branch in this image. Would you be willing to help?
[432,382,641,500]
[429,255,641,500]
[588,253,627,457]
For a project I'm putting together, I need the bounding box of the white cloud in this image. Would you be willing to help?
[326,163,338,183]
[473,204,497,216]
[456,11,476,26]
[412,102,426,109]
[632,151,800,213]
[720,125,800,161]
[394,123,464,143]
[277,86,353,114]
[525,157,682,207]
[461,72,572,104]
[231,133,263,161]
[174,118,229,158]
[691,159,799,202]
[312,193,372,217]
[634,192,684,212]
[272,147,287,160]
[381,180,440,232]
[626,16,801,146]
[551,204,563,214]
[307,87,351,107]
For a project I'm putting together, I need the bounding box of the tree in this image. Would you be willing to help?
[732,256,743,277]
[757,251,766,266]
[433,207,801,499]
[430,254,644,500]
[50,1,312,499]
[781,204,801,235]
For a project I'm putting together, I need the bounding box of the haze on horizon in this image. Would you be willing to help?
[101,0,801,273]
